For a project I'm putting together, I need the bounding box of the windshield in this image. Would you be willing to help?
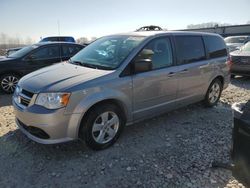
[70,35,145,70]
[241,42,250,52]
[225,36,247,44]
[8,45,38,58]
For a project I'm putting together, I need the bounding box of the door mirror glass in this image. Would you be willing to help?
[134,58,152,73]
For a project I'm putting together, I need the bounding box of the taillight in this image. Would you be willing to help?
[226,55,233,71]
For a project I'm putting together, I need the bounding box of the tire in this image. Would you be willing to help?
[204,79,223,107]
[80,103,125,150]
[0,73,20,94]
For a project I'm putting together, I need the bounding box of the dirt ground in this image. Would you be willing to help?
[0,77,250,188]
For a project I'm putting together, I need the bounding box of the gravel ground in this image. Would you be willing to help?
[0,77,250,188]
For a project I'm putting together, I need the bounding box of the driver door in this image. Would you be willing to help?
[132,37,179,120]
[23,45,61,74]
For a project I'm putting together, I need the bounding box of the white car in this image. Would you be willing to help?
[225,36,250,52]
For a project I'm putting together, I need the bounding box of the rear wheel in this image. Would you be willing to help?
[204,79,223,107]
[80,103,125,150]
[0,73,20,94]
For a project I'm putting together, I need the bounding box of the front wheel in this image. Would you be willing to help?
[80,103,125,150]
[0,73,20,94]
[204,79,223,107]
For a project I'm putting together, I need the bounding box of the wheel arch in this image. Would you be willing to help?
[0,70,23,78]
[214,75,224,86]
[77,98,128,138]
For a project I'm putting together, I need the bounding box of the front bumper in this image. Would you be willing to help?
[13,99,82,144]
[231,64,250,76]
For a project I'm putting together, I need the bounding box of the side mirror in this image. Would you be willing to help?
[26,54,36,61]
[134,59,152,73]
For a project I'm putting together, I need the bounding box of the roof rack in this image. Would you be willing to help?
[136,25,163,31]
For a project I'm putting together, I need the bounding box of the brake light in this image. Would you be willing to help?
[227,56,233,71]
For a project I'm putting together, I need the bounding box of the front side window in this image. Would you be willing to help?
[204,35,227,58]
[70,36,145,70]
[30,45,60,60]
[8,45,38,58]
[175,36,206,65]
[136,37,173,70]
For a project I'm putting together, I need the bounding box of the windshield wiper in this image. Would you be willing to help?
[81,63,99,69]
[69,59,113,70]
[68,59,82,65]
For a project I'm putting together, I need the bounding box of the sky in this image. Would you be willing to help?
[0,0,250,42]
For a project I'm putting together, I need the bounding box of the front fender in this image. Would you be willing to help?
[65,86,132,139]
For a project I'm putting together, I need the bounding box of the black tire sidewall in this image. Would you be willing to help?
[81,104,125,150]
[0,73,20,94]
[204,79,223,107]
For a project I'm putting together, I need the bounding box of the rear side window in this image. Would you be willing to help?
[62,45,82,57]
[175,36,206,64]
[204,36,227,58]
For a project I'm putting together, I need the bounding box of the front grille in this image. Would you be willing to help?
[18,89,34,107]
[231,56,241,64]
[241,57,250,65]
[17,119,50,139]
[232,56,250,65]
[22,89,34,98]
[20,97,30,106]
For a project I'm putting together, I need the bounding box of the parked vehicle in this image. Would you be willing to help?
[0,42,84,93]
[230,42,250,77]
[232,101,250,187]
[40,36,76,43]
[136,25,163,31]
[13,31,230,150]
[224,36,250,52]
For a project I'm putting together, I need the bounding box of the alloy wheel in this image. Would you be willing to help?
[208,82,220,104]
[92,111,120,144]
[1,75,19,93]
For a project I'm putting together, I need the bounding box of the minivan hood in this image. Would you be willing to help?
[227,43,243,47]
[230,50,250,57]
[19,62,113,93]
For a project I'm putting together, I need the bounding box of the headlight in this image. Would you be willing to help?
[35,93,71,109]
[14,85,21,95]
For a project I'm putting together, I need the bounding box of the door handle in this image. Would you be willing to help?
[199,65,209,69]
[167,72,176,77]
[179,69,188,73]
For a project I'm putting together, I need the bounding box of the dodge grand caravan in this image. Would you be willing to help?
[13,31,230,150]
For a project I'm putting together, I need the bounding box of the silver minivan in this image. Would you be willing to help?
[13,31,230,150]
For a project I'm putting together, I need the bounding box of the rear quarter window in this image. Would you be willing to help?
[204,35,227,58]
[175,36,206,65]
[62,45,83,57]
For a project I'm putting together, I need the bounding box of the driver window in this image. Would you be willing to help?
[30,46,60,60]
[137,37,173,70]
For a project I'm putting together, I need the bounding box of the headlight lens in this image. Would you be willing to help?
[35,93,71,109]
[14,85,21,95]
